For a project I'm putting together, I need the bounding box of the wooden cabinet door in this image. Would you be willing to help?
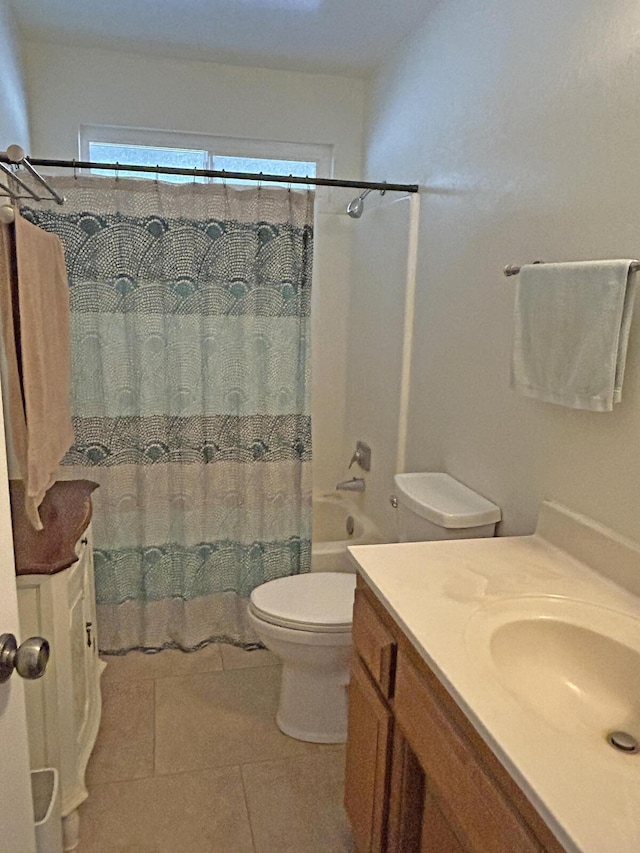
[344,654,393,853]
[394,652,541,853]
[17,525,105,850]
[386,727,424,853]
[420,787,465,853]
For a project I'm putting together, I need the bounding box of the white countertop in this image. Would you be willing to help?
[348,502,640,853]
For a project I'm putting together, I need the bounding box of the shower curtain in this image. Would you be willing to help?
[22,176,314,653]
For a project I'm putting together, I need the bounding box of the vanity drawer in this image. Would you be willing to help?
[394,652,541,853]
[352,589,397,698]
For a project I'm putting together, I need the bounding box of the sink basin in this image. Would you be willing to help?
[466,596,640,740]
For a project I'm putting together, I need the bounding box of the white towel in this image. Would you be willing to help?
[510,260,638,411]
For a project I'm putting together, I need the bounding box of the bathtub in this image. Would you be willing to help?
[311,492,383,573]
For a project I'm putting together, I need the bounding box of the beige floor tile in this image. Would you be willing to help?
[78,766,254,853]
[242,748,355,853]
[87,680,155,786]
[155,666,335,775]
[219,644,279,671]
[101,644,223,682]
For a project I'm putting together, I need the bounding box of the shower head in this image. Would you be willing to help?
[346,188,373,218]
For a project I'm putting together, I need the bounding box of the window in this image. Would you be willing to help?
[80,126,332,189]
[87,142,209,182]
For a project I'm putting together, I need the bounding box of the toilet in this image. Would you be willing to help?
[248,473,501,744]
[248,572,356,743]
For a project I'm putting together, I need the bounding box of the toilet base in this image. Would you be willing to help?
[276,659,350,743]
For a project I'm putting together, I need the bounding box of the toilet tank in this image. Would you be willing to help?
[393,473,501,542]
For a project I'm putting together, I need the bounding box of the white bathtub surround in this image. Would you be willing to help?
[349,501,640,853]
[342,193,419,541]
[311,491,383,573]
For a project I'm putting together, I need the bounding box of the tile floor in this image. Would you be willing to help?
[78,644,356,853]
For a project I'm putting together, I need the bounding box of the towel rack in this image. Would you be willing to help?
[0,145,64,206]
[504,261,640,277]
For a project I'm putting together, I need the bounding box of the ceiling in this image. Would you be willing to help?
[10,0,433,77]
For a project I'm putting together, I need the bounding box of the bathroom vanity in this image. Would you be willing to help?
[345,502,640,853]
[346,577,564,852]
[12,480,104,852]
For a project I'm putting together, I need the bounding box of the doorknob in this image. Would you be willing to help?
[0,633,50,683]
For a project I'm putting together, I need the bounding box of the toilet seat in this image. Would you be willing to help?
[249,572,356,633]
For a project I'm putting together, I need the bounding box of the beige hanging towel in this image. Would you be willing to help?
[0,223,28,480]
[13,212,75,529]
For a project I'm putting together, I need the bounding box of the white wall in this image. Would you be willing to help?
[21,42,365,174]
[360,0,640,540]
[0,0,30,149]
[21,41,367,491]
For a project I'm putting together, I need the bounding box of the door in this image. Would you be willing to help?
[0,383,37,852]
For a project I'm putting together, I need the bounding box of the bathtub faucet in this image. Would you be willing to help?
[336,477,365,493]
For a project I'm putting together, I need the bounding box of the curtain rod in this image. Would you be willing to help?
[0,153,419,195]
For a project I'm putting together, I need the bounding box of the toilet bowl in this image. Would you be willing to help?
[248,572,356,743]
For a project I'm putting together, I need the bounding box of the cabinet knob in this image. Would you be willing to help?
[0,633,50,682]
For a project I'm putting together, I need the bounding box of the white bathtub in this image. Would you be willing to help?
[311,492,383,573]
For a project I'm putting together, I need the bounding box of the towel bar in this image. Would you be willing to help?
[504,261,640,277]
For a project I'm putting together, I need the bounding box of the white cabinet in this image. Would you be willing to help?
[16,525,105,852]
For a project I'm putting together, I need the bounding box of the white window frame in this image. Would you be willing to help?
[79,125,333,186]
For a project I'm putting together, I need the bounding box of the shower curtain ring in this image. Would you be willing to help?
[258,172,263,191]
[192,165,197,185]
[72,159,78,180]
[288,173,293,193]
[155,164,160,185]
[115,162,119,182]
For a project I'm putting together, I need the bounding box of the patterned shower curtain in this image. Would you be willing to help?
[22,176,314,653]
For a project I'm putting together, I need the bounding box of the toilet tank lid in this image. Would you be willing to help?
[393,473,501,528]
